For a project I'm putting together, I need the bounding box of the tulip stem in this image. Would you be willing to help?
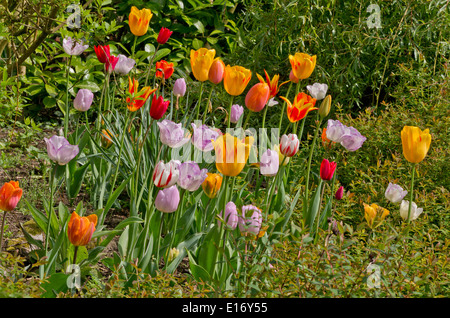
[0,211,7,254]
[110,112,131,198]
[195,81,205,121]
[407,164,416,223]
[165,189,186,268]
[64,56,73,139]
[45,164,57,253]
[278,82,292,131]
[227,95,235,129]
[305,114,322,204]
[72,246,78,265]
[242,110,252,130]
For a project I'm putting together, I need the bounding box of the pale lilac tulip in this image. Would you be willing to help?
[238,205,262,236]
[399,200,423,221]
[326,119,349,143]
[267,97,279,107]
[173,78,186,97]
[73,89,94,112]
[157,120,190,148]
[62,37,88,56]
[191,123,220,152]
[306,83,328,100]
[219,201,239,230]
[230,104,244,124]
[155,185,180,213]
[326,119,366,152]
[114,54,135,75]
[280,134,299,157]
[44,135,79,165]
[177,161,208,191]
[260,149,279,176]
[385,183,407,204]
[153,160,180,188]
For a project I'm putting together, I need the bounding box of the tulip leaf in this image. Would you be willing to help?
[197,224,221,276]
[186,248,211,284]
[305,180,324,232]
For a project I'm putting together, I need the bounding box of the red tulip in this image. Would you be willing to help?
[105,55,119,73]
[155,60,174,80]
[320,158,337,181]
[94,45,110,64]
[335,186,344,200]
[150,95,170,119]
[157,27,173,45]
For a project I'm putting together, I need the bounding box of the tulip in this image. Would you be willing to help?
[208,58,225,84]
[385,182,408,204]
[401,126,432,164]
[325,119,366,152]
[191,123,220,152]
[325,119,348,143]
[190,48,216,82]
[153,160,180,188]
[94,45,110,64]
[126,77,156,112]
[399,200,423,221]
[168,247,180,263]
[114,54,135,75]
[105,54,119,73]
[257,70,280,98]
[320,158,337,181]
[0,181,23,212]
[230,104,244,124]
[155,186,180,213]
[318,95,332,118]
[202,173,223,199]
[150,95,170,120]
[157,27,173,44]
[245,82,270,112]
[155,60,174,80]
[306,83,328,100]
[260,149,279,177]
[238,205,262,236]
[289,70,299,83]
[280,133,299,157]
[211,133,254,177]
[219,201,239,230]
[335,186,344,200]
[173,78,186,97]
[101,129,113,148]
[44,135,79,165]
[289,52,317,80]
[129,6,152,36]
[279,92,317,123]
[157,119,190,148]
[363,203,389,229]
[223,65,252,96]
[67,211,98,246]
[177,161,208,192]
[267,97,279,107]
[73,89,94,112]
[63,37,88,56]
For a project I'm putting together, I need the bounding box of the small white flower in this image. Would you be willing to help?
[399,200,423,221]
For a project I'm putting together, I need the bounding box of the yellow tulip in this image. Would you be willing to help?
[212,133,254,177]
[401,126,431,163]
[223,65,252,96]
[190,48,216,82]
[289,52,317,80]
[201,173,223,198]
[363,203,389,229]
[129,6,153,36]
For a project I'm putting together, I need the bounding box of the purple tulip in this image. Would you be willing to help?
[114,54,135,75]
[157,120,190,148]
[173,78,186,97]
[260,149,279,176]
[44,135,79,165]
[73,89,94,112]
[177,161,208,191]
[238,205,262,236]
[155,185,180,213]
[191,123,220,152]
[230,104,244,124]
[219,201,239,230]
[62,37,88,56]
[385,182,407,204]
[326,119,366,152]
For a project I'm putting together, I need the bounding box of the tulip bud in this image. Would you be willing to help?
[177,161,208,192]
[219,201,239,230]
[335,186,344,200]
[0,181,23,212]
[150,95,170,120]
[44,135,79,165]
[67,211,97,246]
[173,78,186,97]
[399,200,423,221]
[114,54,135,75]
[157,27,173,45]
[320,158,337,181]
[245,82,270,112]
[208,58,225,84]
[260,149,279,177]
[73,89,94,112]
[318,94,332,118]
[202,173,223,199]
[230,104,244,123]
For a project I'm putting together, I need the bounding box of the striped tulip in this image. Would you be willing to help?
[126,77,156,112]
[280,133,299,157]
[152,160,180,188]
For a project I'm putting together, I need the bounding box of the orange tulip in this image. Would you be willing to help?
[289,52,317,80]
[155,60,174,80]
[201,173,223,198]
[0,181,22,212]
[126,77,157,112]
[129,6,153,36]
[223,65,252,96]
[67,211,98,247]
[279,92,317,123]
[245,82,270,112]
[208,58,225,84]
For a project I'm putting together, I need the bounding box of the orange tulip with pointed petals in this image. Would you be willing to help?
[257,70,281,98]
[0,181,22,212]
[129,6,153,36]
[279,92,317,123]
[126,77,157,112]
[67,211,98,247]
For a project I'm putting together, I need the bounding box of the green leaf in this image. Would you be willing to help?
[40,273,70,298]
[186,249,211,283]
[75,80,100,92]
[305,180,324,232]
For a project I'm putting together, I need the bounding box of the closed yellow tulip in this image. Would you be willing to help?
[223,65,252,96]
[401,126,431,163]
[212,133,254,177]
[129,6,153,36]
[289,52,317,80]
[201,173,223,198]
[363,203,389,229]
[190,48,216,82]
